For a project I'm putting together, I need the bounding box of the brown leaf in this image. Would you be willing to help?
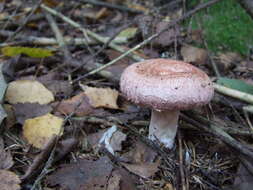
[0,170,21,190]
[122,161,160,179]
[0,138,14,170]
[232,163,253,190]
[82,86,119,109]
[215,52,242,71]
[56,93,94,116]
[38,72,73,97]
[120,141,159,178]
[47,156,114,190]
[3,104,16,128]
[153,22,180,47]
[13,103,52,124]
[121,141,157,163]
[181,44,208,65]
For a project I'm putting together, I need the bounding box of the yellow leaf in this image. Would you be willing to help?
[1,46,53,58]
[23,113,63,149]
[5,80,54,104]
[118,27,138,40]
[82,86,119,109]
[0,170,21,190]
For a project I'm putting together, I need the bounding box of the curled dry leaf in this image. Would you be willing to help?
[56,93,94,116]
[23,113,63,149]
[82,86,119,109]
[181,44,208,65]
[5,80,54,104]
[0,170,21,190]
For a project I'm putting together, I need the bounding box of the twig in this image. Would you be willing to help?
[78,0,143,13]
[74,0,223,80]
[178,132,187,190]
[6,0,42,42]
[214,83,253,104]
[181,113,253,160]
[40,4,143,62]
[0,30,128,47]
[69,22,134,75]
[44,12,78,67]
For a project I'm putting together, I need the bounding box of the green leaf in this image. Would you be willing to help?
[217,77,253,95]
[118,27,138,39]
[1,46,53,58]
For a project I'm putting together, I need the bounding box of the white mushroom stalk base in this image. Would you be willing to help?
[148,109,180,149]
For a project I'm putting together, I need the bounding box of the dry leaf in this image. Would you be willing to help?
[121,141,159,178]
[0,138,14,170]
[5,80,54,104]
[13,103,52,124]
[23,113,63,149]
[56,93,94,116]
[0,170,21,190]
[154,22,180,47]
[181,44,208,65]
[82,86,119,109]
[3,104,16,128]
[47,156,113,190]
[122,161,160,179]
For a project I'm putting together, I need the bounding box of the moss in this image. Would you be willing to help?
[187,0,253,56]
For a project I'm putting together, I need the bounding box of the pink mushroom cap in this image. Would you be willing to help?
[120,59,214,111]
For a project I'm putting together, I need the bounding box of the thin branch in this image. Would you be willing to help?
[214,83,253,104]
[74,0,223,81]
[78,0,143,14]
[0,30,128,47]
[6,0,42,42]
[40,4,143,62]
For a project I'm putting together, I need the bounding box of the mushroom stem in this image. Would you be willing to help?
[149,109,180,149]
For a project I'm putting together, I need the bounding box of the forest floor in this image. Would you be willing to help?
[0,0,253,190]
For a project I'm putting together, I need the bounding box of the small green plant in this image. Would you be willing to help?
[188,0,253,56]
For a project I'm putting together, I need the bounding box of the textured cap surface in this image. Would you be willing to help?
[120,59,214,110]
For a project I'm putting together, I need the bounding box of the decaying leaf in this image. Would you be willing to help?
[23,113,63,149]
[0,138,14,170]
[153,21,180,47]
[0,170,21,190]
[121,141,159,178]
[216,52,242,71]
[5,80,54,104]
[3,104,16,128]
[13,103,52,124]
[82,86,119,109]
[181,44,208,65]
[122,161,160,179]
[56,93,94,116]
[1,46,53,58]
[47,156,114,190]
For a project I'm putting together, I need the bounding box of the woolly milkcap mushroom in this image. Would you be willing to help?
[120,59,214,148]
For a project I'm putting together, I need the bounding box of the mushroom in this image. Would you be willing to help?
[120,59,214,148]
